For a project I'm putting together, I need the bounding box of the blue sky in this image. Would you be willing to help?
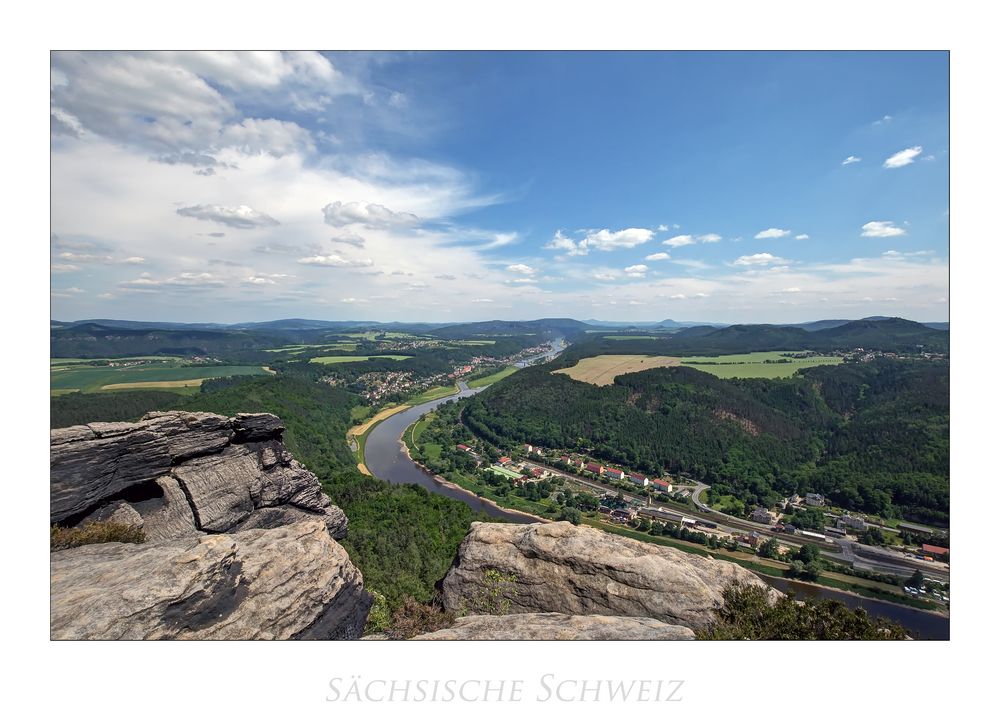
[51,51,948,323]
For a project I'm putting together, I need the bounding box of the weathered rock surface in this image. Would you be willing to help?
[440,521,777,630]
[413,613,696,640]
[50,411,347,539]
[51,520,371,640]
[51,411,367,640]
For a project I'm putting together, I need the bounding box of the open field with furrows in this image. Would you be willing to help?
[309,354,412,364]
[680,351,843,379]
[50,362,269,394]
[554,354,681,385]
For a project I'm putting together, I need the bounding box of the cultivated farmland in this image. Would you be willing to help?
[50,360,269,394]
[309,354,412,364]
[553,354,681,385]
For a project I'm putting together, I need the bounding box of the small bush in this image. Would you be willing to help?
[386,597,456,640]
[50,522,146,551]
[697,582,908,640]
[363,590,393,636]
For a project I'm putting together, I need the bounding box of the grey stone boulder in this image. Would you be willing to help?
[51,519,370,640]
[413,613,696,640]
[440,521,777,631]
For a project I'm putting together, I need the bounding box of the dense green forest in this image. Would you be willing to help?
[465,358,949,525]
[51,389,188,428]
[50,375,488,610]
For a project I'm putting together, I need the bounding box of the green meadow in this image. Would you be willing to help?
[680,351,843,379]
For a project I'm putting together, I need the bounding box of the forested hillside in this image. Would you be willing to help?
[573,318,948,358]
[465,358,949,525]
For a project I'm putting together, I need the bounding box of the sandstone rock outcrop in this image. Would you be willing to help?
[51,411,347,539]
[51,411,369,640]
[51,519,369,640]
[440,521,776,630]
[413,613,696,640]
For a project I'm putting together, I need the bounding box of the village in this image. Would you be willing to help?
[441,434,950,603]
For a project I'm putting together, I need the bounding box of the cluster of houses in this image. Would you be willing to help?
[552,451,674,493]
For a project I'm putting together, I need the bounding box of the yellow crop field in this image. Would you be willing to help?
[553,355,681,386]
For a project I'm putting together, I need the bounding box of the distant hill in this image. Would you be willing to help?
[791,316,948,332]
[430,318,591,340]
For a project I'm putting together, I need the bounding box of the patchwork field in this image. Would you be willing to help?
[680,351,843,379]
[554,354,681,385]
[50,361,270,394]
[309,354,412,364]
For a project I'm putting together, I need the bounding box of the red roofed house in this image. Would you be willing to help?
[628,473,649,486]
[652,478,673,493]
[604,467,625,481]
[456,444,471,452]
[585,462,603,475]
[498,456,512,465]
[922,544,949,560]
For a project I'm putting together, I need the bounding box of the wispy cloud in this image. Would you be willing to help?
[733,252,789,266]
[842,155,861,165]
[754,228,790,239]
[645,252,671,261]
[297,252,375,267]
[794,234,809,240]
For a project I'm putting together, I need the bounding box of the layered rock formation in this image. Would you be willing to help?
[439,521,776,631]
[51,411,347,538]
[413,613,695,640]
[50,411,369,640]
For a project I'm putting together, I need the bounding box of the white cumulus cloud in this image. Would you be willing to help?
[176,204,279,229]
[861,221,906,237]
[645,252,671,261]
[321,201,420,229]
[883,146,923,168]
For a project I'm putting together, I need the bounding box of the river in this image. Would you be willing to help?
[760,575,949,640]
[362,337,948,639]
[362,339,566,522]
